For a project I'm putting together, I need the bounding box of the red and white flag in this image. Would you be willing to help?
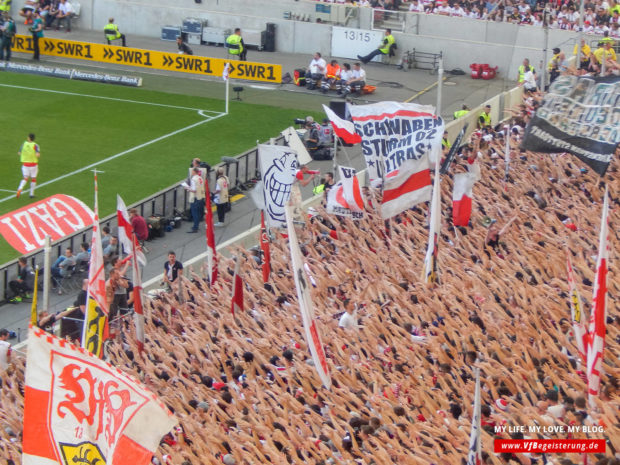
[467,368,482,465]
[423,151,442,283]
[117,195,146,266]
[349,102,444,199]
[566,251,587,363]
[231,257,244,315]
[326,166,365,220]
[83,172,108,358]
[23,326,177,465]
[452,172,475,227]
[260,210,271,283]
[132,237,145,355]
[587,189,609,407]
[205,178,218,286]
[322,104,362,144]
[222,62,230,81]
[285,205,331,389]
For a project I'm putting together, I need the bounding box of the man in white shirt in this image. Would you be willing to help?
[409,0,424,12]
[55,0,74,32]
[184,167,206,233]
[451,3,466,17]
[343,62,366,97]
[338,299,357,330]
[0,329,11,373]
[305,52,327,90]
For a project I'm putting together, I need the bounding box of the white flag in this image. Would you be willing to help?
[326,166,364,220]
[222,62,230,81]
[259,144,299,229]
[285,205,331,389]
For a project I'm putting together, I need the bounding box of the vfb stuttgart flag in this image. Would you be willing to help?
[22,327,177,465]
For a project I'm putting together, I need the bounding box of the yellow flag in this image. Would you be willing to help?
[31,267,39,326]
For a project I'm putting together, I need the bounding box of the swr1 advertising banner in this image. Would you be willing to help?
[0,195,94,254]
[11,35,282,83]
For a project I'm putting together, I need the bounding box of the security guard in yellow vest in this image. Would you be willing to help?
[547,47,562,83]
[454,104,470,120]
[441,131,451,152]
[517,58,534,82]
[16,133,40,199]
[0,0,11,13]
[226,28,246,61]
[478,105,492,129]
[104,18,126,46]
[357,28,396,64]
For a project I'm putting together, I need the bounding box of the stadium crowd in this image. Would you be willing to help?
[315,0,620,38]
[0,83,617,465]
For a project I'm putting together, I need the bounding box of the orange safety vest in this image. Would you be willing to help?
[326,64,341,79]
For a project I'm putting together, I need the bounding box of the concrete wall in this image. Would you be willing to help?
[11,0,601,77]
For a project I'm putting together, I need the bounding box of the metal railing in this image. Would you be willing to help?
[0,134,286,303]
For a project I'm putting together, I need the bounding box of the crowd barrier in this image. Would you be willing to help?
[0,134,286,303]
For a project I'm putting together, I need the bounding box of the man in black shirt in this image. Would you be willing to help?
[163,250,183,291]
[177,36,193,55]
[8,257,35,303]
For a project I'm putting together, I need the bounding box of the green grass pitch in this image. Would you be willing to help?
[0,72,317,265]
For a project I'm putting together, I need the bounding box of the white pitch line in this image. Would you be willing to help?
[0,189,17,193]
[0,83,222,113]
[0,112,227,205]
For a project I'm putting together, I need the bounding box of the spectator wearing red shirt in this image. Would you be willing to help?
[129,208,149,241]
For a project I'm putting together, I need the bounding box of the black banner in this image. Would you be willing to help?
[521,75,619,176]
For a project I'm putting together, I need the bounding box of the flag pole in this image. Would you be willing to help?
[332,134,338,174]
[225,73,230,115]
[436,56,444,118]
[31,266,39,326]
[42,234,51,313]
[504,124,510,189]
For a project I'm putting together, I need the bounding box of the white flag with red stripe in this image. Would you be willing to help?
[587,189,609,407]
[326,166,365,220]
[566,251,588,363]
[205,178,218,286]
[116,195,146,266]
[322,104,361,144]
[132,237,145,355]
[23,326,177,465]
[349,102,444,197]
[452,172,475,227]
[223,62,230,81]
[467,368,482,465]
[285,204,331,389]
[231,257,244,315]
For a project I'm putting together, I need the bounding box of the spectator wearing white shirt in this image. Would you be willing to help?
[409,0,424,12]
[434,1,452,15]
[55,0,74,32]
[0,329,11,373]
[338,300,357,330]
[305,52,327,91]
[452,3,466,16]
